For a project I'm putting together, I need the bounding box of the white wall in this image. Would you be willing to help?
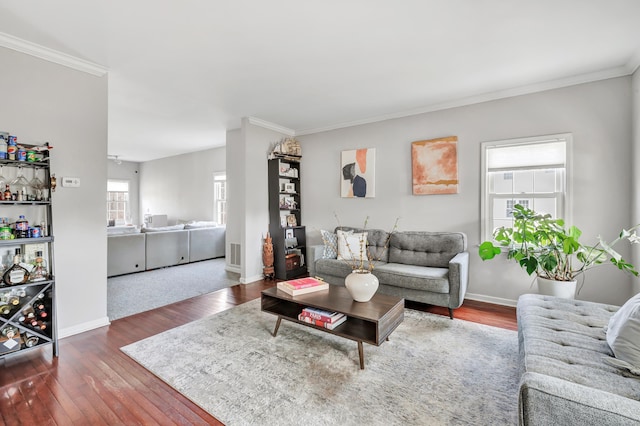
[300,77,634,306]
[107,160,140,226]
[632,68,640,296]
[139,147,225,225]
[0,46,109,336]
[226,119,289,283]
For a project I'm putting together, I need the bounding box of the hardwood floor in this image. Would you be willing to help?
[0,280,516,425]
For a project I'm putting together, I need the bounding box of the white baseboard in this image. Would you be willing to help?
[59,316,111,339]
[465,293,517,308]
[225,265,241,274]
[240,274,263,284]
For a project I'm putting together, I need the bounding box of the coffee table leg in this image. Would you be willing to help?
[358,341,364,370]
[272,316,282,337]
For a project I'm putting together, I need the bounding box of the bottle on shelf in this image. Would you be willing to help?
[1,325,18,339]
[22,333,39,348]
[7,136,17,161]
[3,185,10,201]
[3,248,30,286]
[29,251,48,282]
[0,133,7,160]
[0,301,10,315]
[14,215,29,238]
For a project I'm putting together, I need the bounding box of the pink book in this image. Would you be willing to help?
[282,277,323,290]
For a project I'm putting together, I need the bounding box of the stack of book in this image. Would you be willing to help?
[297,307,347,330]
[276,277,329,296]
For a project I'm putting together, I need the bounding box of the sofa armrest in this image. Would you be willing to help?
[447,251,469,309]
[519,372,640,425]
[307,245,326,278]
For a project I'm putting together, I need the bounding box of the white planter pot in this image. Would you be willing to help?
[345,270,379,302]
[537,276,577,299]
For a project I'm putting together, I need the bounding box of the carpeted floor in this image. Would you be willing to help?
[121,299,519,425]
[107,258,239,320]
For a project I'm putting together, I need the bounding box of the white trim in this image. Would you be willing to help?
[465,292,517,308]
[240,274,264,284]
[479,133,573,242]
[225,264,241,274]
[0,32,108,77]
[296,67,631,136]
[59,316,111,339]
[246,117,295,136]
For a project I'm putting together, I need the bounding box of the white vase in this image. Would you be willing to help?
[345,270,379,302]
[537,276,577,299]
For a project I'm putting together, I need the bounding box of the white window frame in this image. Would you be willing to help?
[213,172,227,225]
[480,133,573,241]
[107,179,131,225]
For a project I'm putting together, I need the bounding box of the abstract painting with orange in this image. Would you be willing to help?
[341,148,376,198]
[411,136,458,195]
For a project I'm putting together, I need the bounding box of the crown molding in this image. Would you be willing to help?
[0,32,108,77]
[296,65,634,136]
[246,117,295,136]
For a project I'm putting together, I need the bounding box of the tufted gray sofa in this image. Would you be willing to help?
[517,294,640,425]
[309,228,469,318]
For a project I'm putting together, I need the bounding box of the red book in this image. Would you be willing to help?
[282,277,324,290]
[297,314,347,330]
[300,308,344,323]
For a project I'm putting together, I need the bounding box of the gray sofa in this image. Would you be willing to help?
[517,294,640,425]
[309,227,469,318]
[107,225,225,277]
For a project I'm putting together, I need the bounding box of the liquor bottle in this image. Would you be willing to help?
[1,325,18,339]
[3,248,29,286]
[22,333,39,348]
[29,251,48,282]
[3,185,10,200]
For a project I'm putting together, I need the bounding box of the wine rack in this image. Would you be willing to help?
[0,143,57,359]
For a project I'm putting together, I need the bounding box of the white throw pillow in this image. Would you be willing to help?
[606,292,640,374]
[337,230,368,261]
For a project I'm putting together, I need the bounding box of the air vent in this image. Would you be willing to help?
[229,243,241,266]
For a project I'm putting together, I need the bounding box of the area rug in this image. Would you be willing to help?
[121,299,519,425]
[108,258,239,320]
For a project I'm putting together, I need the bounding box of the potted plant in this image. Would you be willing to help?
[478,204,640,298]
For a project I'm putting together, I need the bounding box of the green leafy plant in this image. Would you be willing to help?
[478,204,640,282]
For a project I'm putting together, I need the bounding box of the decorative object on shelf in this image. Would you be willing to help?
[268,137,301,160]
[50,174,57,192]
[262,232,274,280]
[284,182,295,193]
[345,269,379,302]
[412,136,459,195]
[286,214,297,227]
[341,148,376,198]
[478,204,640,298]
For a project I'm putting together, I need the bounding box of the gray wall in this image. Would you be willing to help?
[300,77,635,306]
[0,46,109,336]
[107,160,140,226]
[139,147,225,225]
[633,68,640,295]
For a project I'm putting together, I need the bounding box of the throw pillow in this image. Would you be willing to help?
[606,293,640,374]
[320,229,338,259]
[337,230,368,261]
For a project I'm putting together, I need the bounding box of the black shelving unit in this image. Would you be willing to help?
[0,144,57,359]
[268,157,307,280]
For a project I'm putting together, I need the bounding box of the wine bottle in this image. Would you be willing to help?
[33,300,48,319]
[1,325,18,339]
[22,333,39,348]
[3,248,29,286]
[0,302,10,315]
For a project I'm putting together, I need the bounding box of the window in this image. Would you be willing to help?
[107,180,130,225]
[481,134,572,240]
[213,173,227,225]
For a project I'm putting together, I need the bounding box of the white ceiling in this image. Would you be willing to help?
[1,1,639,162]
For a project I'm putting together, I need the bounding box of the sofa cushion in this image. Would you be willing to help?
[335,227,390,261]
[373,263,449,293]
[142,224,185,232]
[315,258,379,278]
[606,293,640,374]
[388,231,466,267]
[337,230,367,261]
[320,229,338,259]
[517,294,640,401]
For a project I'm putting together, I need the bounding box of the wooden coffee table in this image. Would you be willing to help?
[261,285,404,369]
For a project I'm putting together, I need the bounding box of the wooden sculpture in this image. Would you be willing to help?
[262,232,275,280]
